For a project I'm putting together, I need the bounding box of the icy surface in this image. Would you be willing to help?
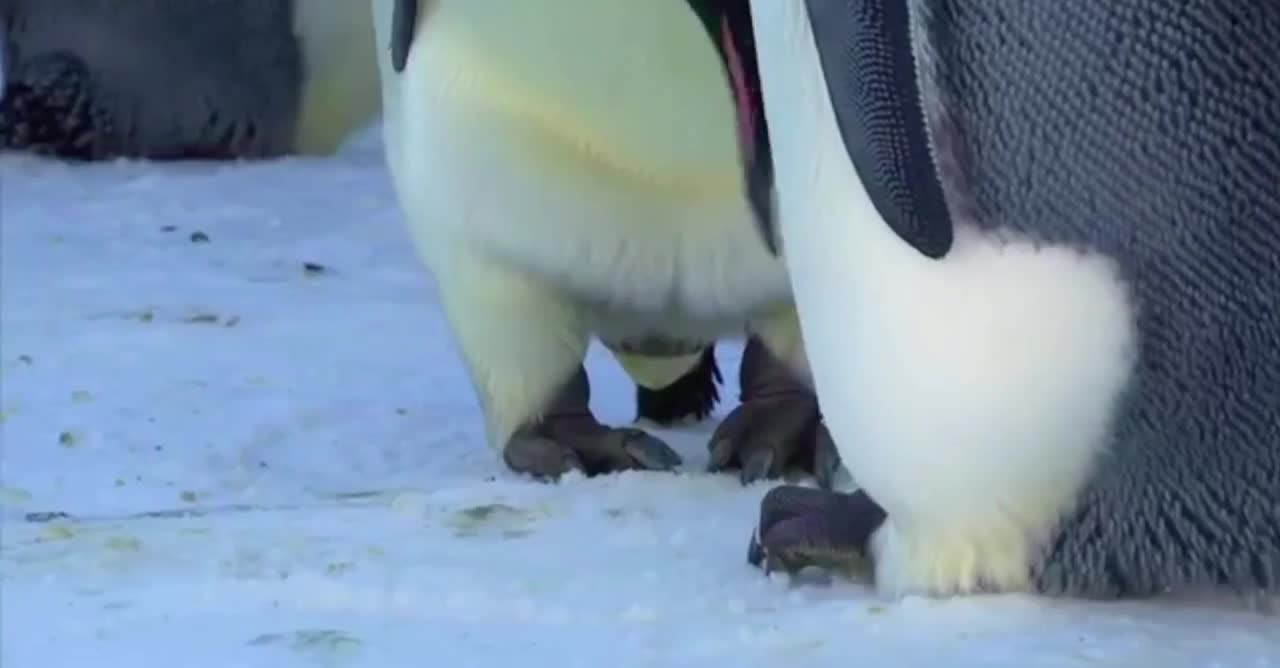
[2,129,1277,667]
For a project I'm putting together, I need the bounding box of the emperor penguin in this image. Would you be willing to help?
[371,0,843,485]
[687,0,1280,599]
[0,0,381,160]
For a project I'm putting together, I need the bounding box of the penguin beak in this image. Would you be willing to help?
[685,1,778,256]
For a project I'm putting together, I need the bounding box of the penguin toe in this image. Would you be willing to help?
[707,393,840,486]
[811,424,845,490]
[612,427,684,471]
[503,423,682,480]
[503,434,587,480]
[749,487,887,578]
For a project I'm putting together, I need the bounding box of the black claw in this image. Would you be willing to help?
[747,528,766,567]
[563,449,587,475]
[811,423,843,490]
[707,436,737,472]
[740,447,777,485]
[621,430,683,470]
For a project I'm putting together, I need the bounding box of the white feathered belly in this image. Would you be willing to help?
[382,27,792,325]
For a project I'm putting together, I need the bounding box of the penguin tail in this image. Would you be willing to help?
[634,345,723,425]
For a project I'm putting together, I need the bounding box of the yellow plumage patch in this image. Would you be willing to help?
[422,0,745,198]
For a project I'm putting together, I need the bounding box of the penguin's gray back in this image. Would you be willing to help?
[913,0,1280,597]
[2,0,303,159]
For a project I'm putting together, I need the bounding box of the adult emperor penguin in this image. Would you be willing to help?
[370,0,846,484]
[686,0,1280,599]
[0,0,381,160]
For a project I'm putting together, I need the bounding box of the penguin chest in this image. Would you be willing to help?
[384,28,793,319]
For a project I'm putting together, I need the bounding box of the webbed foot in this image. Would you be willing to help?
[707,337,843,487]
[747,484,886,577]
[503,367,683,479]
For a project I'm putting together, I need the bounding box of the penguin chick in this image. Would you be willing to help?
[0,0,381,160]
[373,0,841,485]
[690,0,1280,599]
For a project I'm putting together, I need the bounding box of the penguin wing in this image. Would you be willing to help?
[391,0,418,73]
[804,0,953,259]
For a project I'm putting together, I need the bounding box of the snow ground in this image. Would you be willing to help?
[1,128,1276,668]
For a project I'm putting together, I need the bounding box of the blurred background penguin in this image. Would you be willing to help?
[0,0,381,160]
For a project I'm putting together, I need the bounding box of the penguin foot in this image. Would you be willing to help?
[503,420,682,480]
[500,365,682,480]
[707,337,843,487]
[0,51,101,159]
[708,393,839,486]
[747,484,886,578]
[496,363,680,478]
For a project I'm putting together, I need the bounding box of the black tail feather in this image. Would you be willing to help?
[634,346,723,425]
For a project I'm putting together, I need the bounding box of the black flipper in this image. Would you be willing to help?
[391,0,419,73]
[685,1,778,255]
[0,51,99,159]
[803,0,953,258]
[634,346,723,425]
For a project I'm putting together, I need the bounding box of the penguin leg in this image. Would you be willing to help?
[0,51,102,159]
[432,251,682,480]
[747,485,886,578]
[706,336,843,487]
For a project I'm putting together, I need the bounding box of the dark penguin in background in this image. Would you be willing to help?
[686,0,1280,599]
[0,0,382,160]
